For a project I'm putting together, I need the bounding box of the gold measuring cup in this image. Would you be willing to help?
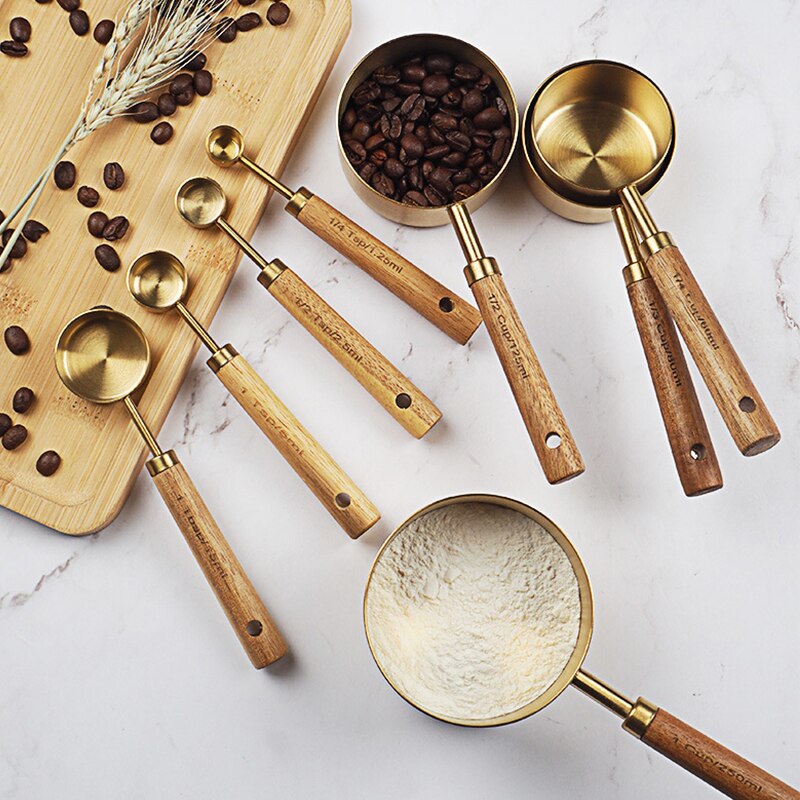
[613,208,722,496]
[55,307,287,669]
[205,125,482,345]
[127,251,380,538]
[337,34,583,485]
[364,495,798,799]
[175,177,441,439]
[523,60,780,457]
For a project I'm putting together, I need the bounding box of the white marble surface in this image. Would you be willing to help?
[2,1,799,797]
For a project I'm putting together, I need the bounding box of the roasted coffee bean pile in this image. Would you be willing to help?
[0,211,48,270]
[340,54,512,206]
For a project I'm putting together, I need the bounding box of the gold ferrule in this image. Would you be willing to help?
[622,262,649,285]
[123,396,162,458]
[240,154,293,199]
[448,203,485,262]
[621,697,659,739]
[640,231,676,258]
[256,257,288,289]
[176,302,219,354]
[207,343,238,373]
[572,670,634,719]
[464,256,501,286]
[146,449,180,476]
[285,187,313,218]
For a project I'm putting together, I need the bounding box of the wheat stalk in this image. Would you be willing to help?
[0,0,230,271]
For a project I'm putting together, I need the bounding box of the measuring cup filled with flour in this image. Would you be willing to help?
[364,496,798,800]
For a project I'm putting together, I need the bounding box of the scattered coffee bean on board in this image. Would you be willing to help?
[2,229,27,260]
[1,41,28,57]
[57,0,80,11]
[103,162,124,190]
[36,450,62,476]
[151,121,173,144]
[102,215,129,241]
[95,244,120,271]
[69,9,90,36]
[341,54,511,205]
[10,18,31,43]
[267,2,290,26]
[12,387,34,414]
[77,185,100,207]
[216,17,236,42]
[22,220,48,242]
[131,101,159,123]
[184,50,206,71]
[87,211,108,237]
[54,161,76,189]
[194,70,213,96]
[0,414,10,438]
[4,325,30,355]
[236,12,262,31]
[35,0,52,4]
[157,92,177,116]
[238,0,257,5]
[93,19,114,44]
[2,424,27,451]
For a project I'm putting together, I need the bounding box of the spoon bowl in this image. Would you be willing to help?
[176,177,227,228]
[128,251,188,312]
[206,125,245,168]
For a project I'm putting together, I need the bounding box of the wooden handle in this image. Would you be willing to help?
[150,458,288,668]
[627,276,723,496]
[469,273,584,483]
[294,193,483,345]
[641,707,799,800]
[214,353,380,538]
[265,267,442,438]
[645,246,780,455]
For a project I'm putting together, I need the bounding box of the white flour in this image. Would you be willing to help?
[365,502,582,721]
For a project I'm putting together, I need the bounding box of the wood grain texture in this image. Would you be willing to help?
[469,274,584,484]
[645,246,780,456]
[214,353,379,538]
[295,193,482,344]
[265,267,442,438]
[641,708,800,800]
[151,458,288,669]
[0,0,351,533]
[627,276,723,496]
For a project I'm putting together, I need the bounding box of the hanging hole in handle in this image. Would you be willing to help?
[690,443,706,461]
[246,620,263,637]
[395,393,412,409]
[739,396,756,413]
[438,297,455,313]
[335,492,351,509]
[545,432,562,449]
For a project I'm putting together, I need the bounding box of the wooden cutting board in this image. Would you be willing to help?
[0,0,350,534]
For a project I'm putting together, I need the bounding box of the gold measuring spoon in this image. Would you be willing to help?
[127,251,380,538]
[337,34,584,485]
[175,177,441,439]
[365,495,798,800]
[55,307,287,668]
[205,125,482,345]
[525,60,780,457]
[613,208,722,496]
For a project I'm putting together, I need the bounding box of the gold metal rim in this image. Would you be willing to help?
[363,493,594,728]
[175,176,228,229]
[127,250,189,312]
[336,33,519,228]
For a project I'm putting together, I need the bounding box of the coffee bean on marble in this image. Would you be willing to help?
[36,450,62,476]
[54,161,76,189]
[12,387,34,414]
[77,185,100,207]
[87,211,108,238]
[236,12,262,31]
[10,17,31,43]
[69,10,90,36]
[22,220,48,242]
[266,2,290,26]
[131,101,159,123]
[4,326,29,355]
[2,424,27,450]
[102,215,129,241]
[157,92,176,116]
[2,229,27,259]
[93,19,114,44]
[184,50,206,71]
[103,162,124,190]
[216,17,236,42]
[193,69,212,96]
[151,121,173,144]
[0,414,10,438]
[95,244,120,271]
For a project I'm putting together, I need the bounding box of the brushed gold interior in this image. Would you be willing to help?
[337,33,519,228]
[55,309,150,404]
[128,251,188,312]
[206,125,244,167]
[363,494,594,728]
[175,177,228,228]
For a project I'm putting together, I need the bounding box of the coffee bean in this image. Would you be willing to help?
[373,65,400,86]
[93,18,114,44]
[340,108,357,131]
[35,0,52,4]
[379,113,402,140]
[371,172,394,197]
[217,17,236,42]
[22,220,48,242]
[401,63,426,83]
[57,0,79,10]
[400,133,424,159]
[423,185,446,206]
[95,243,120,271]
[425,53,454,74]
[454,63,481,82]
[462,89,485,116]
[370,148,387,167]
[359,163,377,182]
[87,211,108,237]
[351,121,371,143]
[10,17,31,43]
[2,424,27,451]
[13,387,34,413]
[424,144,449,161]
[266,2,290,25]
[69,10,90,36]
[157,92,177,116]
[357,102,381,123]
[441,151,466,167]
[54,161,76,189]
[343,139,366,166]
[495,96,509,117]
[131,101,159,123]
[352,80,380,106]
[473,106,503,130]
[238,0,257,5]
[36,450,61,476]
[173,86,195,106]
[151,121,173,144]
[431,111,457,133]
[103,162,124,190]
[490,136,511,165]
[77,185,100,207]
[453,184,477,201]
[421,74,449,97]
[364,133,385,151]
[1,40,27,57]
[236,12,262,31]
[445,130,471,153]
[184,50,206,71]
[4,326,29,355]
[193,69,213,96]
[2,229,27,259]
[384,158,405,179]
[429,166,454,193]
[382,96,402,112]
[102,215,129,241]
[170,73,193,95]
[403,190,428,206]
[0,414,10,437]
